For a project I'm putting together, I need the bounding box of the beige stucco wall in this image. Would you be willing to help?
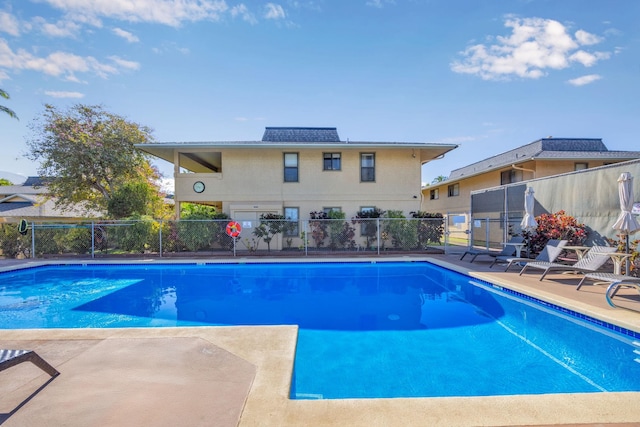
[421,159,630,216]
[174,146,424,219]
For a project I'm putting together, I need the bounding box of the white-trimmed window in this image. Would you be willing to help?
[430,189,439,200]
[448,183,459,197]
[323,153,341,171]
[360,153,375,182]
[284,153,299,182]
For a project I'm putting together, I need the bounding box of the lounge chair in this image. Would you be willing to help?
[460,236,524,262]
[518,246,616,281]
[0,349,59,377]
[489,239,567,271]
[576,271,640,291]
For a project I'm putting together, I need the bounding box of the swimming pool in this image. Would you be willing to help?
[1,261,639,399]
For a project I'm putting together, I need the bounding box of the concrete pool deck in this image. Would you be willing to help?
[1,256,639,426]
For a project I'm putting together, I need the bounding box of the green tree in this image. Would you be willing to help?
[431,175,447,184]
[0,89,18,120]
[107,180,162,219]
[25,104,158,214]
[253,213,286,252]
[0,178,13,186]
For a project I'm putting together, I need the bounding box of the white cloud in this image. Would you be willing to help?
[108,55,140,70]
[231,4,257,24]
[264,3,285,20]
[151,42,190,55]
[569,50,610,67]
[112,27,139,43]
[44,90,85,98]
[451,17,610,81]
[567,74,602,86]
[575,29,601,45]
[0,11,21,36]
[366,0,396,8]
[40,0,229,27]
[33,16,82,37]
[0,38,137,81]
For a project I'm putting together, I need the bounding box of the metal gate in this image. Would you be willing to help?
[444,212,470,254]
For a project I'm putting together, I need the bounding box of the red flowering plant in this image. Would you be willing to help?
[522,210,588,256]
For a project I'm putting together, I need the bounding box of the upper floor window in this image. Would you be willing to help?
[430,189,439,200]
[574,162,588,171]
[360,153,375,182]
[448,183,459,197]
[323,153,341,171]
[284,153,298,182]
[500,169,523,185]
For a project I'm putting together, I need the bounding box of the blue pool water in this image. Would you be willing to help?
[1,262,639,399]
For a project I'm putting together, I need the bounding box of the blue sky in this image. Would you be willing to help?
[1,0,639,189]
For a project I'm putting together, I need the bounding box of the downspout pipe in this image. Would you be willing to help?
[511,164,535,178]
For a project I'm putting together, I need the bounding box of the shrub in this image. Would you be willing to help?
[309,211,328,248]
[178,208,229,252]
[522,210,588,255]
[0,223,30,258]
[410,211,445,247]
[352,208,385,249]
[253,213,286,252]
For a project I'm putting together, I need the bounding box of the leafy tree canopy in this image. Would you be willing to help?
[180,203,225,219]
[1,89,18,120]
[0,178,13,186]
[26,104,160,215]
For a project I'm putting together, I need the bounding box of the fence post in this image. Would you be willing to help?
[159,220,163,258]
[91,222,95,259]
[30,222,35,259]
[304,220,308,256]
[485,218,490,249]
[376,218,380,255]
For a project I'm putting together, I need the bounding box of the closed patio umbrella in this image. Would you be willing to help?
[612,172,640,275]
[520,187,538,256]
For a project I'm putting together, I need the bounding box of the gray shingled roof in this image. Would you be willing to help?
[261,127,341,142]
[448,138,640,180]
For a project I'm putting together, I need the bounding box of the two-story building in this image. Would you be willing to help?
[137,127,458,223]
[422,137,640,217]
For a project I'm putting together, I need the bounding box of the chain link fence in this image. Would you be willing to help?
[0,217,450,259]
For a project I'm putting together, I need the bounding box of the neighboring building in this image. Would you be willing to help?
[137,127,458,223]
[0,177,95,222]
[422,137,640,216]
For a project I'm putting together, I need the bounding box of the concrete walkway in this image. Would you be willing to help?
[1,256,640,426]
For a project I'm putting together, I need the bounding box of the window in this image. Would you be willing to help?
[448,183,459,197]
[284,207,299,237]
[323,153,341,171]
[360,153,375,182]
[500,169,523,185]
[359,206,376,234]
[574,162,588,171]
[430,189,439,200]
[284,153,298,182]
[323,207,341,215]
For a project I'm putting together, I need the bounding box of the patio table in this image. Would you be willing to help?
[593,251,633,275]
